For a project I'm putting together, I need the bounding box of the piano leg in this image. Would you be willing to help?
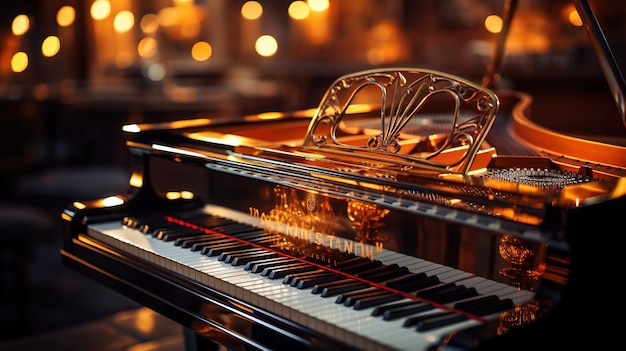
[183,328,222,351]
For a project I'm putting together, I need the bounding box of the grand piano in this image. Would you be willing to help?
[60,1,625,350]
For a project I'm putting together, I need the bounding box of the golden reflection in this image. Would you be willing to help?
[99,196,125,207]
[165,191,195,200]
[498,234,542,290]
[132,307,156,334]
[256,111,283,120]
[72,201,86,210]
[347,198,390,245]
[129,172,143,188]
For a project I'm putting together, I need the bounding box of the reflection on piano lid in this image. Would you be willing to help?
[60,2,626,351]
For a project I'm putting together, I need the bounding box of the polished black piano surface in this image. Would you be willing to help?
[60,65,626,351]
[60,2,626,350]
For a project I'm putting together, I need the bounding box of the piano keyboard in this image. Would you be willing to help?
[85,211,534,351]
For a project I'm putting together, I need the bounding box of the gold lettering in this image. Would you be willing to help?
[343,240,353,255]
[315,232,323,245]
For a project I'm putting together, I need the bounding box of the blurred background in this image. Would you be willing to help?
[0,0,624,347]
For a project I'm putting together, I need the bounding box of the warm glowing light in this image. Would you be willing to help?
[72,202,86,210]
[138,37,158,58]
[165,191,195,200]
[42,36,61,57]
[12,15,30,35]
[140,13,160,34]
[158,7,179,27]
[288,1,310,20]
[191,41,212,61]
[484,15,503,34]
[307,0,329,12]
[129,173,143,188]
[114,11,135,33]
[241,1,263,20]
[122,124,141,133]
[57,6,76,27]
[255,35,278,57]
[568,10,583,26]
[11,52,28,72]
[257,111,283,120]
[91,0,111,20]
[101,196,124,207]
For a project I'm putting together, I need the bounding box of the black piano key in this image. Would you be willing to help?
[202,242,251,256]
[391,275,440,293]
[282,269,327,285]
[430,287,478,304]
[185,236,233,249]
[334,256,370,269]
[415,312,468,332]
[267,264,317,280]
[187,216,238,229]
[341,289,391,306]
[353,292,403,310]
[159,229,204,241]
[296,273,343,289]
[363,266,410,283]
[137,216,180,233]
[218,247,260,262]
[404,311,455,327]
[381,301,435,320]
[231,252,279,266]
[372,300,417,317]
[341,260,383,274]
[121,216,140,228]
[343,291,388,307]
[188,232,269,250]
[245,256,291,271]
[462,298,515,316]
[311,278,354,294]
[175,234,210,247]
[415,282,458,298]
[356,263,400,278]
[320,281,370,297]
[261,262,309,277]
[453,295,499,311]
[219,240,279,261]
[335,287,379,304]
[249,257,293,273]
[287,270,334,286]
[384,272,427,288]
